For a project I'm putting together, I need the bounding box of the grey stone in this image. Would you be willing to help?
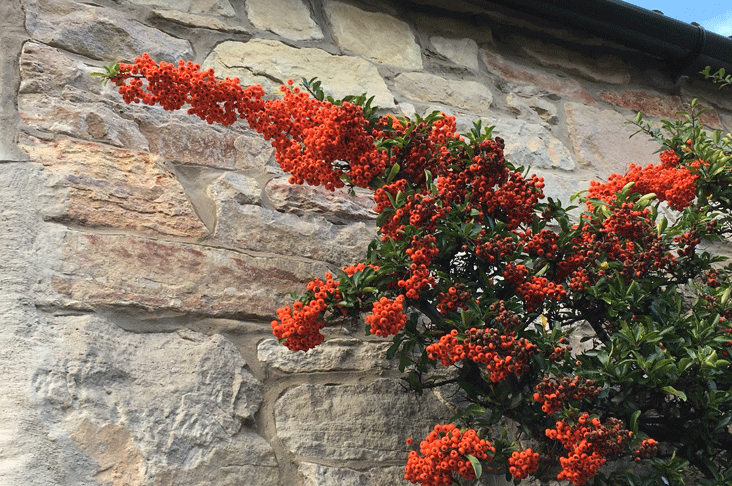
[149,9,249,33]
[203,39,396,109]
[246,0,323,40]
[490,118,576,171]
[31,314,277,485]
[265,177,376,223]
[430,36,480,71]
[325,1,422,69]
[394,72,493,113]
[506,93,559,125]
[274,379,455,461]
[299,463,407,486]
[565,102,660,180]
[258,338,393,373]
[120,0,236,17]
[24,0,193,62]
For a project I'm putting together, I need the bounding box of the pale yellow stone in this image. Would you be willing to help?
[246,0,323,40]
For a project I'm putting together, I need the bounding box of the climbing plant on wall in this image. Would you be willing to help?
[97,55,732,486]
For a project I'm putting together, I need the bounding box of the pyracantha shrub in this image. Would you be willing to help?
[102,57,732,486]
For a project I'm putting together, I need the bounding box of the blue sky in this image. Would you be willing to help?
[624,0,732,36]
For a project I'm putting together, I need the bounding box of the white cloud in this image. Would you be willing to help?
[701,9,732,36]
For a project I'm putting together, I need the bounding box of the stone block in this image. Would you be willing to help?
[565,102,661,180]
[44,230,331,319]
[265,177,376,223]
[20,136,207,239]
[24,0,193,62]
[149,9,249,33]
[31,314,278,485]
[274,379,455,461]
[246,0,323,40]
[258,338,393,373]
[506,93,559,125]
[430,36,480,71]
[481,49,596,104]
[203,39,395,109]
[325,1,422,69]
[394,72,493,113]
[122,0,236,17]
[599,90,723,129]
[299,463,407,486]
[490,117,576,171]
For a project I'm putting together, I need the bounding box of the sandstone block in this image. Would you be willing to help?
[24,0,193,62]
[123,0,236,17]
[599,90,723,129]
[430,36,480,71]
[481,49,596,104]
[491,118,576,171]
[506,93,559,125]
[274,379,455,461]
[149,9,249,33]
[258,338,393,373]
[246,0,323,40]
[394,72,493,113]
[326,1,422,69]
[20,136,208,238]
[265,177,376,223]
[44,230,331,319]
[565,102,660,180]
[31,314,278,484]
[299,463,407,486]
[203,39,395,109]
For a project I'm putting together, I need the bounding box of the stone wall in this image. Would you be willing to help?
[1,0,731,485]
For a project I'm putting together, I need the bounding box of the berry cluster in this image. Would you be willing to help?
[533,376,601,414]
[404,424,494,486]
[464,327,537,381]
[633,438,659,462]
[508,448,540,480]
[545,414,632,485]
[436,284,471,315]
[365,295,407,337]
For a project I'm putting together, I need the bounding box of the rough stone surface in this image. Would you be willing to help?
[326,1,422,69]
[599,89,723,129]
[123,0,236,17]
[258,338,393,373]
[299,463,408,486]
[148,9,248,33]
[565,102,661,179]
[274,379,455,461]
[0,1,29,162]
[43,229,330,319]
[265,177,376,223]
[506,92,559,125]
[394,72,493,113]
[491,118,576,171]
[519,37,630,85]
[481,49,596,104]
[246,0,323,40]
[24,0,194,62]
[203,39,395,108]
[430,36,480,71]
[21,136,208,238]
[31,314,277,485]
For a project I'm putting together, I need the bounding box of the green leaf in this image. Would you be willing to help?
[466,454,482,479]
[630,409,641,433]
[386,163,400,183]
[662,386,688,401]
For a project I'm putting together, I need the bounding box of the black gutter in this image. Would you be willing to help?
[466,0,732,82]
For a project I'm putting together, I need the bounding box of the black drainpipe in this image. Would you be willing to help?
[468,0,732,82]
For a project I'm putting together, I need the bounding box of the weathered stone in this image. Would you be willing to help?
[490,118,576,171]
[149,9,248,33]
[274,379,455,461]
[265,177,376,222]
[24,0,193,62]
[415,12,493,44]
[43,230,330,319]
[599,90,723,129]
[121,0,236,17]
[258,338,393,373]
[394,72,493,113]
[565,102,660,180]
[481,49,596,104]
[530,168,585,211]
[20,136,208,238]
[325,1,422,69]
[211,173,375,265]
[246,0,323,40]
[203,39,395,109]
[31,314,278,485]
[299,463,407,486]
[518,37,630,84]
[430,36,480,71]
[506,93,559,125]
